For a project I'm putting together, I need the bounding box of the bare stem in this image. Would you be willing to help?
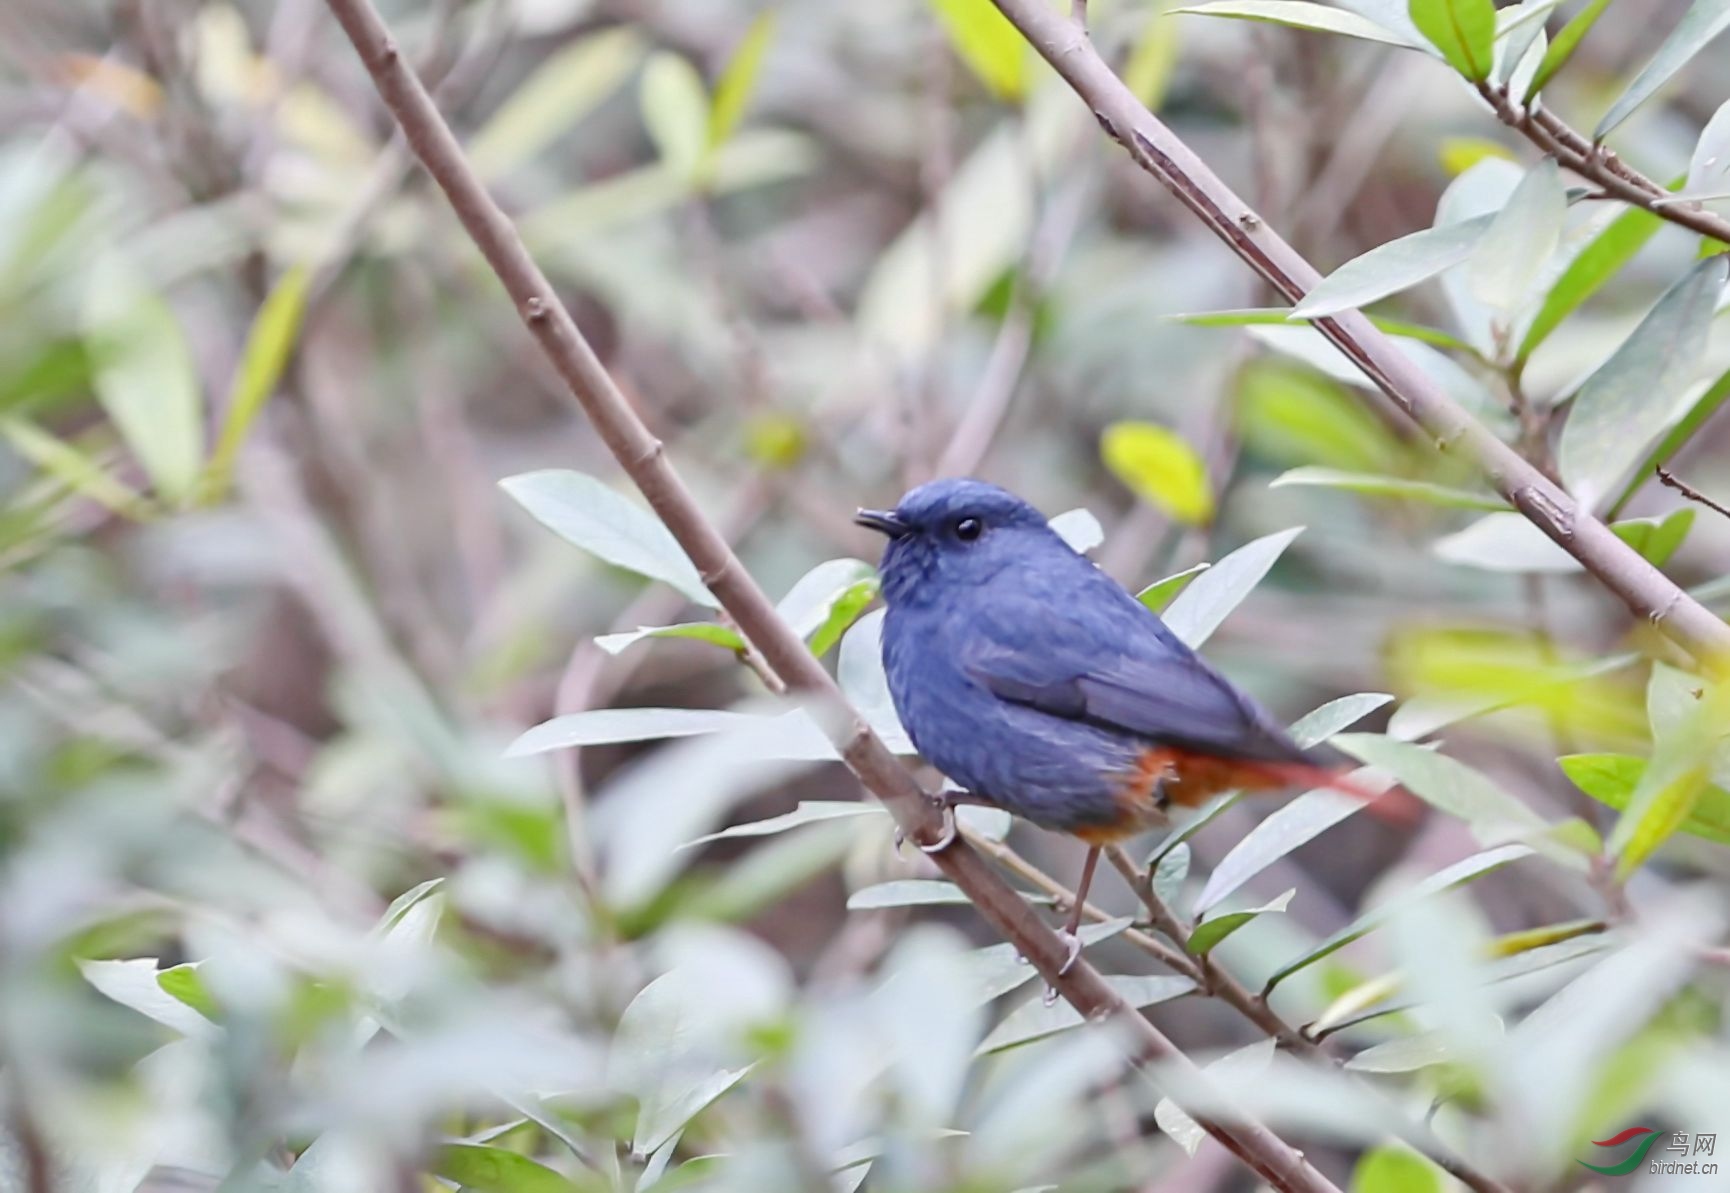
[318,1,1340,1187]
[1657,465,1730,523]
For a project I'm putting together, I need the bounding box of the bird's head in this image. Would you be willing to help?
[855,478,1061,607]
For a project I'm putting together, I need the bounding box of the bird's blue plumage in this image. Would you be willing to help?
[866,478,1315,837]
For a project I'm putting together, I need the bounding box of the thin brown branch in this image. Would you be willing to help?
[1478,83,1730,246]
[986,0,1730,679]
[318,2,1340,1189]
[1657,466,1730,523]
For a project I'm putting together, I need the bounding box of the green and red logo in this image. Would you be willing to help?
[1579,1127,1661,1175]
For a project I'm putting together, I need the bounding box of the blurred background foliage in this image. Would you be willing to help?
[1,0,1729,1190]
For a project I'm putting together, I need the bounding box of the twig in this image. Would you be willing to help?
[1657,466,1730,522]
[1477,83,1730,246]
[318,2,1340,1188]
[985,0,1730,678]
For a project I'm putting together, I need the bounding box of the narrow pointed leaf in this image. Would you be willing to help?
[596,623,746,656]
[1595,0,1730,138]
[1186,889,1295,954]
[1195,788,1366,914]
[709,13,775,147]
[1608,365,1730,517]
[641,53,711,181]
[977,975,1194,1053]
[1161,526,1304,648]
[468,28,644,179]
[507,708,789,758]
[1048,508,1104,553]
[684,801,884,849]
[1290,214,1493,318]
[1136,563,1209,613]
[1518,202,1662,363]
[1332,732,1546,834]
[435,1145,581,1193]
[1467,157,1565,309]
[204,266,310,500]
[931,0,1028,101]
[0,418,152,518]
[1558,754,1730,845]
[1523,0,1614,101]
[1171,0,1419,45]
[1270,466,1509,510]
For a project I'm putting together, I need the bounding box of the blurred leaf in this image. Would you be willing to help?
[82,255,205,503]
[1161,526,1303,648]
[500,470,716,607]
[1351,1146,1445,1192]
[507,708,794,758]
[1408,0,1497,78]
[1236,361,1408,472]
[849,880,972,909]
[1496,0,1553,89]
[839,610,915,753]
[1101,421,1214,526]
[203,265,310,501]
[1484,918,1607,958]
[1683,99,1730,211]
[1559,754,1730,844]
[380,877,446,929]
[596,622,746,656]
[79,958,216,1038]
[156,963,218,1021]
[1186,889,1295,954]
[931,0,1029,101]
[613,971,757,1156]
[1264,843,1534,992]
[469,28,645,180]
[1136,563,1209,613]
[435,1145,581,1193]
[683,801,883,848]
[1048,508,1104,553]
[960,919,1134,1005]
[977,975,1194,1053]
[1333,732,1546,835]
[1610,508,1693,568]
[0,417,152,519]
[640,52,711,182]
[1270,466,1508,510]
[709,13,775,147]
[775,558,877,642]
[1153,1040,1276,1156]
[1289,214,1493,318]
[1523,0,1614,100]
[1179,306,1476,354]
[1608,677,1730,875]
[1595,0,1730,138]
[1440,136,1517,175]
[1125,0,1182,107]
[1249,322,1501,420]
[1609,365,1730,517]
[1559,256,1726,506]
[1467,157,1565,309]
[1516,203,1662,365]
[1196,788,1369,914]
[695,818,864,924]
[1172,0,1418,44]
[1153,842,1190,907]
[1346,1029,1461,1074]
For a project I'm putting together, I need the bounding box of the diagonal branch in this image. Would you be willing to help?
[317,1,1341,1188]
[987,0,1730,678]
[1477,82,1730,246]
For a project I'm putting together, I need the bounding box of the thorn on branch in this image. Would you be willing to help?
[524,296,548,322]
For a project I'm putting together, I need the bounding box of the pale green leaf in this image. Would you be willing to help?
[1195,788,1366,913]
[1171,0,1418,45]
[1467,157,1565,309]
[469,28,645,180]
[1332,732,1547,835]
[1595,0,1730,138]
[1186,889,1295,954]
[1517,202,1662,364]
[684,801,884,849]
[595,622,746,656]
[1271,466,1509,510]
[1048,508,1104,553]
[506,708,790,758]
[1289,214,1494,318]
[1351,1146,1446,1193]
[848,880,973,910]
[709,13,775,147]
[977,975,1194,1053]
[640,52,711,182]
[1161,526,1303,648]
[1559,753,1730,845]
[0,417,151,519]
[204,265,310,500]
[500,469,716,607]
[435,1145,580,1193]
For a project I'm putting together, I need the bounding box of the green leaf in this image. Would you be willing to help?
[1186,889,1295,954]
[640,52,712,182]
[595,622,746,656]
[1161,526,1303,648]
[1173,0,1417,43]
[1408,0,1498,79]
[1264,843,1534,992]
[1558,255,1727,507]
[683,801,884,849]
[1124,0,1183,107]
[1289,213,1493,318]
[1467,157,1565,309]
[156,963,218,1020]
[500,470,716,607]
[435,1145,581,1193]
[1351,1146,1446,1193]
[775,558,878,645]
[1607,364,1730,517]
[1236,362,1407,471]
[0,417,152,519]
[1048,508,1104,553]
[709,13,775,147]
[1270,466,1509,510]
[1559,754,1730,845]
[1523,0,1614,101]
[1516,202,1662,364]
[1606,677,1730,875]
[810,579,879,658]
[1136,563,1209,613]
[1195,788,1368,914]
[1101,421,1214,526]
[1595,0,1730,138]
[82,254,205,503]
[468,28,645,180]
[931,0,1029,101]
[1332,733,1547,836]
[506,708,788,758]
[1610,508,1694,568]
[79,958,216,1037]
[203,265,310,501]
[977,975,1194,1053]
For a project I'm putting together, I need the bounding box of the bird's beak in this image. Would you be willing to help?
[854,508,910,538]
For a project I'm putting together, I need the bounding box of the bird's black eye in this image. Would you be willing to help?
[954,517,983,541]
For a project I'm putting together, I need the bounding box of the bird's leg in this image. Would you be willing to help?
[893,791,960,854]
[1057,845,1101,975]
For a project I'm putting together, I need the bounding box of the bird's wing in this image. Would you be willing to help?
[959,586,1308,764]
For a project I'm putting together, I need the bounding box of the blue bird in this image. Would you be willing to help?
[855,478,1360,972]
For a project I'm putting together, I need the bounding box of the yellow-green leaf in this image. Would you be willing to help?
[468,28,645,181]
[1101,421,1214,526]
[0,418,153,520]
[640,52,711,183]
[709,12,776,148]
[202,265,310,502]
[1523,0,1613,102]
[1561,754,1730,847]
[1125,0,1182,109]
[1408,0,1497,81]
[931,0,1028,102]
